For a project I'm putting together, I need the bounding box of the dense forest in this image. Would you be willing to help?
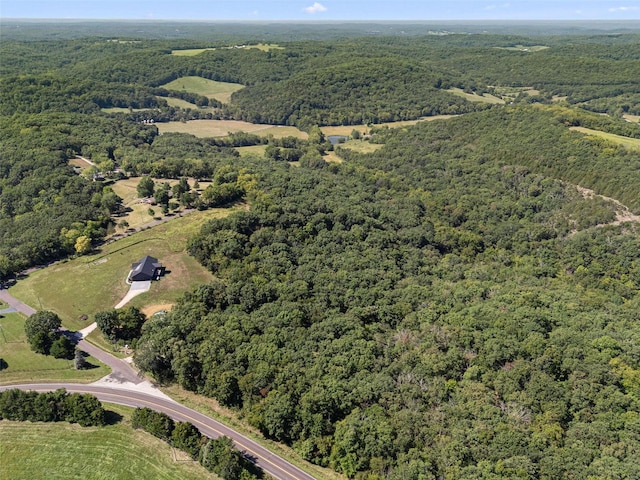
[2,21,640,479]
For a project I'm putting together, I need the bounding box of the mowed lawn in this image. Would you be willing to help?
[0,312,109,384]
[160,76,244,104]
[9,208,237,331]
[157,119,308,139]
[570,126,640,151]
[0,406,218,480]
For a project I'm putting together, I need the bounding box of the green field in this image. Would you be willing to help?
[157,96,199,109]
[160,76,244,104]
[0,404,218,480]
[9,208,239,331]
[447,87,505,104]
[101,107,151,113]
[170,47,217,56]
[157,119,308,139]
[236,145,268,158]
[570,126,640,151]
[171,44,283,56]
[0,312,109,384]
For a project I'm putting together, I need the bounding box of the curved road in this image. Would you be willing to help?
[0,383,316,480]
[1,288,317,480]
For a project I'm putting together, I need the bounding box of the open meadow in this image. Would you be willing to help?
[159,76,244,104]
[570,126,640,151]
[447,87,505,104]
[0,312,109,384]
[0,404,218,480]
[158,96,199,109]
[170,44,283,56]
[9,207,239,331]
[157,119,308,139]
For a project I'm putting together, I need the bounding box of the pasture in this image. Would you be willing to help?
[160,76,244,104]
[0,312,109,384]
[447,87,505,104]
[157,119,308,139]
[0,404,218,480]
[236,145,268,158]
[9,207,239,331]
[101,107,150,113]
[570,127,640,151]
[158,96,199,109]
[495,44,550,52]
[170,44,283,56]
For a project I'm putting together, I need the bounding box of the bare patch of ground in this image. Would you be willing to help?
[575,185,640,226]
[141,303,174,317]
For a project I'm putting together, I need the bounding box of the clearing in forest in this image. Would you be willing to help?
[9,207,239,331]
[171,44,283,56]
[157,119,308,139]
[448,88,505,104]
[570,127,640,151]
[158,96,199,109]
[160,76,244,103]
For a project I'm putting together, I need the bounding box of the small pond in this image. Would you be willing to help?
[327,135,348,145]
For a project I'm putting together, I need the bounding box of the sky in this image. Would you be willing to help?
[2,0,640,21]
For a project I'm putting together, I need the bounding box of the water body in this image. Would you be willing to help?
[327,135,349,145]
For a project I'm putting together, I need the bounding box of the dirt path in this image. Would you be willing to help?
[575,185,640,226]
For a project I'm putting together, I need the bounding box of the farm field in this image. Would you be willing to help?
[170,44,283,56]
[9,207,239,331]
[0,312,109,384]
[158,96,199,109]
[624,114,640,123]
[235,145,268,158]
[335,139,384,154]
[160,76,244,103]
[101,107,152,113]
[570,126,640,151]
[448,87,505,104]
[157,119,308,139]
[0,404,218,480]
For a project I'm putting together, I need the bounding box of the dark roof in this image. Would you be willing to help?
[130,256,162,281]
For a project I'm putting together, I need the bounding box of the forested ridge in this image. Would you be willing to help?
[135,104,640,478]
[2,24,640,479]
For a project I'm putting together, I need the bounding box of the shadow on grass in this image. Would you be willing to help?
[104,409,124,425]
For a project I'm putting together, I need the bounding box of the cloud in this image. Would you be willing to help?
[608,6,640,11]
[304,2,328,14]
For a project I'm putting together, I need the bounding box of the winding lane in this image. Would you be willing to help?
[0,383,316,480]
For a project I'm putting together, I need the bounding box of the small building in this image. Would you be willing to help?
[129,256,164,282]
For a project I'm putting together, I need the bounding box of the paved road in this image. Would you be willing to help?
[0,383,316,480]
[0,289,36,316]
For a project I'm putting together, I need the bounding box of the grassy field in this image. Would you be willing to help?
[160,76,244,104]
[624,114,640,123]
[157,120,308,139]
[236,145,268,158]
[171,44,282,56]
[101,107,151,113]
[448,87,505,104]
[336,139,384,154]
[158,96,199,109]
[0,312,110,384]
[162,385,344,480]
[9,207,238,331]
[570,126,640,151]
[0,404,218,480]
